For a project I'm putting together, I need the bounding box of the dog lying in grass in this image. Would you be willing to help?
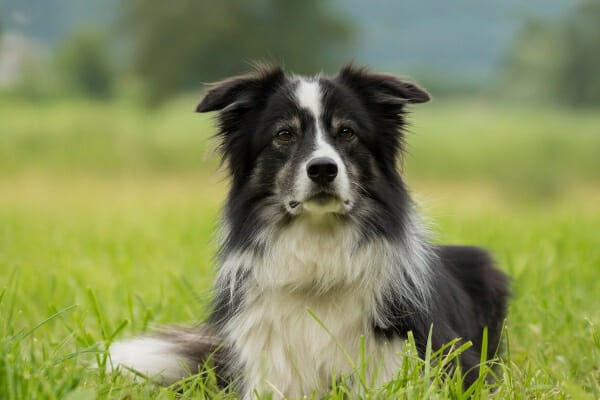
[109,64,510,399]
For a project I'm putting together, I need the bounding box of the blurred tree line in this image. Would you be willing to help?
[122,0,353,105]
[56,30,114,98]
[4,0,600,107]
[1,0,352,104]
[505,0,600,107]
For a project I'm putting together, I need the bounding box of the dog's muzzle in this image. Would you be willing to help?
[284,156,353,216]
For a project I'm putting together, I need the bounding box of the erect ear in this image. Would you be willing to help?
[335,64,430,105]
[196,64,286,113]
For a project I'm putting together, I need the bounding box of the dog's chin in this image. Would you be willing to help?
[286,192,352,216]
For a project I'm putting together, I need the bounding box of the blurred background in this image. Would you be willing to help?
[1,0,599,198]
[2,0,600,103]
[1,0,599,193]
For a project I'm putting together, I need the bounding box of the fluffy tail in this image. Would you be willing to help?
[108,325,225,384]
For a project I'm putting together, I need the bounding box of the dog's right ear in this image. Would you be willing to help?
[196,64,286,113]
[335,64,430,106]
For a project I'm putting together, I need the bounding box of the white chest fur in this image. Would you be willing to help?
[219,218,408,399]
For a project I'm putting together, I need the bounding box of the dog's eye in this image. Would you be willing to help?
[276,129,294,142]
[338,127,355,140]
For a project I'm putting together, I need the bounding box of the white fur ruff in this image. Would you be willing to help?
[216,213,432,399]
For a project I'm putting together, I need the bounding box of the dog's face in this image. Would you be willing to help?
[197,65,429,229]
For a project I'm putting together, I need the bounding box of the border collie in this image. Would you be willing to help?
[109,64,509,399]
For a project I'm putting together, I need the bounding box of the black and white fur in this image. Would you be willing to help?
[109,65,509,399]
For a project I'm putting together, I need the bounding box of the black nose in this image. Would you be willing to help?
[306,157,338,184]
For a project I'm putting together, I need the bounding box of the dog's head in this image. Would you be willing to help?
[197,64,429,228]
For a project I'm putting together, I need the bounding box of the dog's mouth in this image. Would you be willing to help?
[287,191,352,215]
[306,191,339,205]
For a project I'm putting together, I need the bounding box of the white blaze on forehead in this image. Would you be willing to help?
[295,78,323,119]
[294,78,337,160]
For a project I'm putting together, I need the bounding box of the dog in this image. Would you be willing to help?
[108,64,510,399]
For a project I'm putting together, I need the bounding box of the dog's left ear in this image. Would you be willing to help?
[196,64,285,113]
[335,64,430,106]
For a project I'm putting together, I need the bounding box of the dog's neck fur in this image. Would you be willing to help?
[214,211,433,398]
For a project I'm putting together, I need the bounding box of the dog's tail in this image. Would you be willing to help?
[107,325,226,385]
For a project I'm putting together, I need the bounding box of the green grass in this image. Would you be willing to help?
[1,97,599,398]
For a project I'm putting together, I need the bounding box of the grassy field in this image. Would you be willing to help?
[1,98,599,398]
